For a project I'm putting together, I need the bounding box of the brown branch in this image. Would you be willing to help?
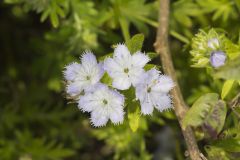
[154,0,204,159]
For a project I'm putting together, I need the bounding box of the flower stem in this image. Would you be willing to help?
[154,0,205,159]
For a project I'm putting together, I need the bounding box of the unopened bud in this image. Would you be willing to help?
[210,51,226,68]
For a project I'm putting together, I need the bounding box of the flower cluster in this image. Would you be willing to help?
[64,44,174,127]
[191,29,227,68]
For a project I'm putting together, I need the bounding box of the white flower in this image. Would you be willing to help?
[208,38,219,49]
[135,69,174,115]
[78,84,125,127]
[104,44,150,90]
[64,52,104,96]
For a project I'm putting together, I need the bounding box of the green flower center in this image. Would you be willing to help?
[124,68,129,73]
[103,99,108,105]
[147,87,151,93]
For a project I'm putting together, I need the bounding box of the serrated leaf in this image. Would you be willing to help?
[126,34,144,53]
[215,56,240,80]
[202,100,227,138]
[221,80,235,99]
[183,93,219,129]
[212,138,240,152]
[128,107,140,132]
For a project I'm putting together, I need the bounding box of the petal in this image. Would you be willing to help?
[140,100,154,115]
[81,51,97,66]
[90,110,109,127]
[109,89,125,106]
[152,75,174,93]
[109,107,124,124]
[135,83,147,101]
[112,76,131,90]
[88,63,104,84]
[114,44,130,59]
[66,81,85,96]
[78,94,98,112]
[64,62,82,81]
[104,58,123,77]
[129,68,144,86]
[131,52,150,68]
[113,44,131,67]
[154,94,172,112]
[146,69,160,82]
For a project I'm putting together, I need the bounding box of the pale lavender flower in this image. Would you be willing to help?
[210,51,226,68]
[135,69,174,115]
[64,52,104,96]
[78,84,125,127]
[104,44,150,90]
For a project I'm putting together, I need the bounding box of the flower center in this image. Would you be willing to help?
[124,68,129,73]
[103,99,108,105]
[86,76,91,80]
[147,87,151,93]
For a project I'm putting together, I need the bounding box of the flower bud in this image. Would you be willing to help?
[210,51,226,68]
[208,38,219,49]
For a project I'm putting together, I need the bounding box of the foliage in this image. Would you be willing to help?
[1,0,240,159]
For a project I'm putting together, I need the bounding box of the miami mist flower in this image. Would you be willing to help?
[78,84,125,127]
[63,52,104,97]
[135,69,174,115]
[104,44,150,90]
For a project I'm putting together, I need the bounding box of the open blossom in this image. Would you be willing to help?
[104,44,150,90]
[210,51,226,68]
[135,69,174,115]
[78,84,125,127]
[64,52,104,96]
[208,38,219,49]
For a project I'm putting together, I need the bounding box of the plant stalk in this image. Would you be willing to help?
[154,0,204,159]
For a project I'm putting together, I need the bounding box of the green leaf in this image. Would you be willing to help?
[202,100,227,137]
[221,80,235,99]
[147,52,158,59]
[50,12,59,28]
[128,107,140,132]
[99,53,113,61]
[183,93,227,136]
[215,57,240,80]
[100,73,113,86]
[205,146,230,160]
[191,58,209,68]
[119,17,130,41]
[126,34,144,53]
[183,93,219,129]
[48,78,61,92]
[212,138,240,152]
[40,10,50,22]
[144,64,160,71]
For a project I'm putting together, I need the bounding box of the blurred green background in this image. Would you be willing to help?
[1,0,240,159]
